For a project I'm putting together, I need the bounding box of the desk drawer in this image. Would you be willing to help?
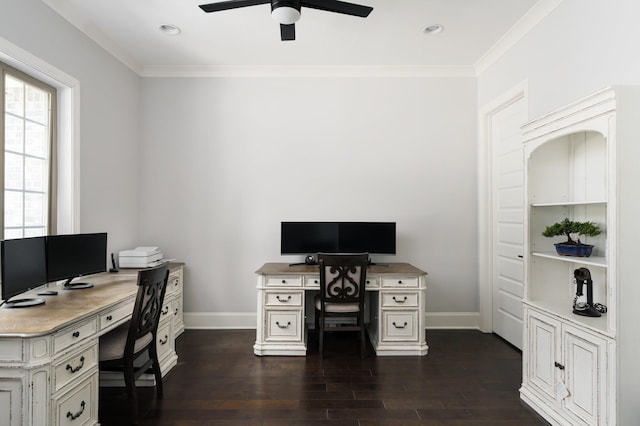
[266,276,302,287]
[365,276,379,289]
[304,276,320,288]
[53,343,98,392]
[160,297,173,325]
[381,292,419,307]
[381,310,419,342]
[173,294,184,336]
[156,320,173,363]
[265,291,303,307]
[166,273,182,296]
[99,300,134,332]
[381,277,419,288]
[54,319,98,355]
[54,371,98,426]
[265,310,303,341]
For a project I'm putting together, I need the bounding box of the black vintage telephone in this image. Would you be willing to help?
[573,267,606,317]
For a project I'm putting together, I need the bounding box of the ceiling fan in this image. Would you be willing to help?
[198,0,374,41]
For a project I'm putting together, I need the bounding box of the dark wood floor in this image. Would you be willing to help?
[99,329,549,425]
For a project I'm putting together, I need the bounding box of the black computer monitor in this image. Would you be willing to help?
[338,222,396,254]
[46,232,107,289]
[281,222,339,255]
[1,236,48,307]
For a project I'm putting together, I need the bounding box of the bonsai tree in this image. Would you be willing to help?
[542,218,602,245]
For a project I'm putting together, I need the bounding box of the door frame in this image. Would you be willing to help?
[477,80,528,333]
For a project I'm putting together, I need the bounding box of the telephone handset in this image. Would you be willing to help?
[573,267,606,317]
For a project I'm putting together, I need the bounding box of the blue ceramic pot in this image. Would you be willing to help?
[554,243,594,257]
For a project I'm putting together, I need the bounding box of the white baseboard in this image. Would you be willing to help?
[425,312,480,329]
[184,311,481,330]
[184,312,256,329]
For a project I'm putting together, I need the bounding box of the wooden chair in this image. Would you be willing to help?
[314,253,368,358]
[99,264,169,424]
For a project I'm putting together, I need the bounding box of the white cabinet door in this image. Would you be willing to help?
[562,324,607,426]
[0,378,23,426]
[526,309,561,403]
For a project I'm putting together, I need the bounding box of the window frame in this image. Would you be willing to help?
[1,60,57,239]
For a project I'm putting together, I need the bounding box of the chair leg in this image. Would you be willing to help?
[150,344,163,399]
[123,360,139,425]
[319,315,324,359]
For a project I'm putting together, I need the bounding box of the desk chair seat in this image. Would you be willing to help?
[99,324,153,361]
[314,296,361,313]
[99,264,169,425]
[315,253,368,358]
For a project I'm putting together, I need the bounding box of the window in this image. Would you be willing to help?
[1,61,57,239]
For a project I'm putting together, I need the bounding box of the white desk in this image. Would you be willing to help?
[254,263,428,356]
[0,263,184,426]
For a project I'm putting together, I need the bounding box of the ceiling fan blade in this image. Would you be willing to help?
[199,0,270,13]
[280,24,296,41]
[301,0,372,17]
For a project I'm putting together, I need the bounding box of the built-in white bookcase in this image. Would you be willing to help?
[520,87,640,426]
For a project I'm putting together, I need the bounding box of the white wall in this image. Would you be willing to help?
[0,0,141,253]
[139,76,478,317]
[478,0,640,116]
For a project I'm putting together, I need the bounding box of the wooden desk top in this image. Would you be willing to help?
[0,262,184,338]
[256,262,427,276]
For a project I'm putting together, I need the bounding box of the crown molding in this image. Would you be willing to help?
[140,64,476,78]
[41,0,143,75]
[43,0,558,79]
[474,0,564,75]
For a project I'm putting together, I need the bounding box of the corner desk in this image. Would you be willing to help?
[0,262,184,426]
[254,262,428,356]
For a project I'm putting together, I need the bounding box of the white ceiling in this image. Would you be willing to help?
[41,0,547,76]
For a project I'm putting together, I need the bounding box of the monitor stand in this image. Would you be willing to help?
[63,279,94,290]
[3,298,45,308]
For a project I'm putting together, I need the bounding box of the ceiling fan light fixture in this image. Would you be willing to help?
[271,6,301,25]
[159,24,181,35]
[423,24,444,35]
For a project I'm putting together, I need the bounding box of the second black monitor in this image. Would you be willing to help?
[46,232,107,288]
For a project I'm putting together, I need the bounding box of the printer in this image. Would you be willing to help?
[118,247,164,268]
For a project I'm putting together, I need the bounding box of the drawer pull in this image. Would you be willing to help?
[392,321,408,329]
[554,361,565,370]
[398,280,403,284]
[276,321,291,329]
[174,308,179,316]
[160,335,169,345]
[66,400,86,421]
[66,356,85,374]
[162,306,169,315]
[276,295,292,303]
[72,331,80,338]
[106,315,113,321]
[392,296,408,303]
[314,280,318,284]
[281,279,286,284]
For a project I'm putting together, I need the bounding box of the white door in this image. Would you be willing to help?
[491,96,526,349]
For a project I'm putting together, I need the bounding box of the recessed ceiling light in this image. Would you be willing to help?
[159,24,181,35]
[424,24,444,35]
